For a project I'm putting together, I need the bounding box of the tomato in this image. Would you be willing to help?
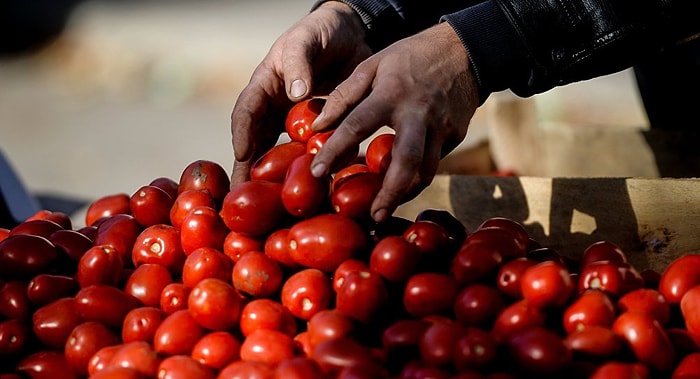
[121,306,165,343]
[220,180,286,237]
[330,171,382,220]
[331,163,370,193]
[310,337,384,376]
[288,214,368,273]
[153,309,206,356]
[129,185,174,228]
[495,257,537,299]
[477,217,530,250]
[579,240,628,268]
[507,326,572,374]
[124,263,173,307]
[332,258,368,292]
[0,318,31,355]
[274,357,324,379]
[419,319,465,367]
[217,360,275,379]
[562,289,616,334]
[578,260,644,297]
[10,219,63,239]
[0,234,59,280]
[157,354,215,379]
[281,268,333,321]
[403,272,459,318]
[306,308,354,349]
[0,280,31,321]
[449,242,504,287]
[563,325,623,358]
[149,176,179,200]
[491,299,547,344]
[306,129,334,155]
[88,344,123,376]
[188,278,244,331]
[48,228,94,262]
[160,283,190,315]
[263,228,298,270]
[32,297,83,349]
[224,230,264,263]
[180,206,229,255]
[463,226,527,261]
[520,260,574,309]
[281,153,330,218]
[588,361,650,379]
[612,310,676,371]
[88,366,144,379]
[240,328,297,365]
[659,254,700,304]
[85,192,130,227]
[673,352,700,378]
[453,284,506,328]
[402,220,450,256]
[239,298,297,338]
[285,97,325,143]
[94,214,143,264]
[17,350,80,379]
[365,133,394,175]
[76,244,123,288]
[108,340,161,378]
[251,141,308,183]
[452,327,497,371]
[169,189,216,229]
[182,246,233,289]
[27,274,78,307]
[335,268,389,324]
[26,210,72,230]
[617,287,670,326]
[191,331,241,370]
[177,159,230,206]
[414,208,468,251]
[369,235,421,283]
[74,284,140,329]
[131,224,186,275]
[64,321,121,376]
[680,285,700,343]
[232,251,284,298]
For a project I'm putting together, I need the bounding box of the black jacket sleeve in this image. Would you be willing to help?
[312,0,700,103]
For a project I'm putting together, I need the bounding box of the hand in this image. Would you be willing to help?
[310,22,480,223]
[230,2,372,186]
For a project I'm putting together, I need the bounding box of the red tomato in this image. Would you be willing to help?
[180,206,229,255]
[48,228,94,262]
[335,268,389,324]
[449,242,504,287]
[0,280,30,322]
[403,272,459,318]
[187,277,245,331]
[25,210,72,229]
[281,153,330,218]
[287,214,368,273]
[579,240,628,268]
[365,133,394,174]
[476,217,530,250]
[17,350,80,379]
[0,234,59,280]
[659,254,700,304]
[94,214,143,264]
[495,257,537,299]
[285,97,325,143]
[680,285,700,343]
[232,251,284,298]
[239,298,297,338]
[0,318,31,355]
[182,246,233,289]
[9,219,63,239]
[159,283,190,315]
[149,176,179,199]
[520,260,574,309]
[414,208,468,251]
[224,230,264,263]
[330,171,382,220]
[123,263,173,307]
[507,326,572,374]
[88,366,144,379]
[310,337,383,376]
[673,352,700,378]
[108,340,160,378]
[589,361,650,379]
[129,185,174,228]
[612,311,676,371]
[85,192,130,227]
[464,226,527,261]
[76,244,123,288]
[453,284,506,328]
[306,308,355,349]
[563,325,623,358]
[251,141,307,183]
[281,268,333,321]
[332,259,368,292]
[264,228,298,270]
[26,274,78,307]
[369,235,421,283]
[562,289,616,334]
[157,354,215,379]
[273,357,324,379]
[617,287,670,326]
[88,344,123,376]
[306,129,334,154]
[239,329,297,365]
[177,159,230,205]
[74,284,140,329]
[121,306,166,343]
[419,319,465,367]
[191,331,241,370]
[452,327,497,371]
[153,309,206,356]
[402,220,450,256]
[331,163,370,193]
[217,360,274,379]
[578,260,644,297]
[491,299,547,344]
[131,224,186,275]
[169,189,216,229]
[32,297,82,349]
[64,321,121,376]
[220,180,286,237]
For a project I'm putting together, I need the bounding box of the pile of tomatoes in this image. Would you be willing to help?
[2,98,700,379]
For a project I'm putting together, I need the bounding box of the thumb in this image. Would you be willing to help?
[282,38,316,100]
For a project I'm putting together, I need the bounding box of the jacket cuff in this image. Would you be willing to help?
[441,1,531,104]
[311,0,410,52]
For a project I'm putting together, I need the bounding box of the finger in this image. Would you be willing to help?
[311,62,375,132]
[281,32,317,100]
[231,85,270,162]
[231,158,253,188]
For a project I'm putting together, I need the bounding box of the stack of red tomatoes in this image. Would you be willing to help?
[2,98,700,379]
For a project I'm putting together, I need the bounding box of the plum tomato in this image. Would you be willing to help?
[129,185,174,228]
[281,153,330,218]
[191,331,242,370]
[288,214,368,273]
[94,214,142,265]
[306,129,334,155]
[332,258,369,292]
[419,319,465,367]
[306,309,355,349]
[153,309,206,356]
[562,289,616,334]
[32,297,82,349]
[617,287,670,326]
[85,192,130,227]
[26,274,79,306]
[476,217,530,249]
[108,340,161,378]
[239,328,297,366]
[402,220,451,258]
[335,268,389,324]
[88,344,123,376]
[159,283,190,315]
[26,210,72,230]
[169,189,216,230]
[181,246,233,289]
[239,298,297,338]
[452,327,498,371]
[149,176,179,200]
[285,97,325,143]
[331,163,370,193]
[464,226,527,261]
[48,228,94,262]
[680,285,700,343]
[75,244,123,288]
[179,205,228,255]
[414,208,468,250]
[449,241,504,287]
[74,284,140,329]
[507,326,572,374]
[0,281,31,321]
[673,352,700,378]
[17,350,80,379]
[220,180,286,237]
[520,260,574,309]
[250,141,307,183]
[64,321,121,376]
[232,250,284,298]
[121,306,166,343]
[403,272,459,318]
[217,360,275,379]
[495,257,537,299]
[9,219,63,239]
[310,337,384,376]
[157,354,215,379]
[659,253,700,304]
[188,278,244,331]
[612,310,676,371]
[0,319,29,355]
[330,171,382,220]
[563,325,623,358]
[369,235,421,283]
[263,228,298,270]
[491,299,547,344]
[579,240,628,268]
[131,224,186,275]
[365,133,394,175]
[453,284,506,328]
[274,356,324,379]
[281,268,333,321]
[578,260,644,298]
[123,263,173,308]
[224,230,264,264]
[177,159,230,206]
[588,361,650,379]
[0,234,59,280]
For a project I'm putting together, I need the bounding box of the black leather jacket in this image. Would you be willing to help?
[313,0,700,104]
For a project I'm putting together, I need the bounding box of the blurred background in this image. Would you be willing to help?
[0,0,652,225]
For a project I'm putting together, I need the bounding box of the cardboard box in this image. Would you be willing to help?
[395,175,700,273]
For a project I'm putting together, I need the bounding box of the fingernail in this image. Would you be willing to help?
[373,208,389,223]
[311,162,327,177]
[311,111,325,131]
[291,79,307,98]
